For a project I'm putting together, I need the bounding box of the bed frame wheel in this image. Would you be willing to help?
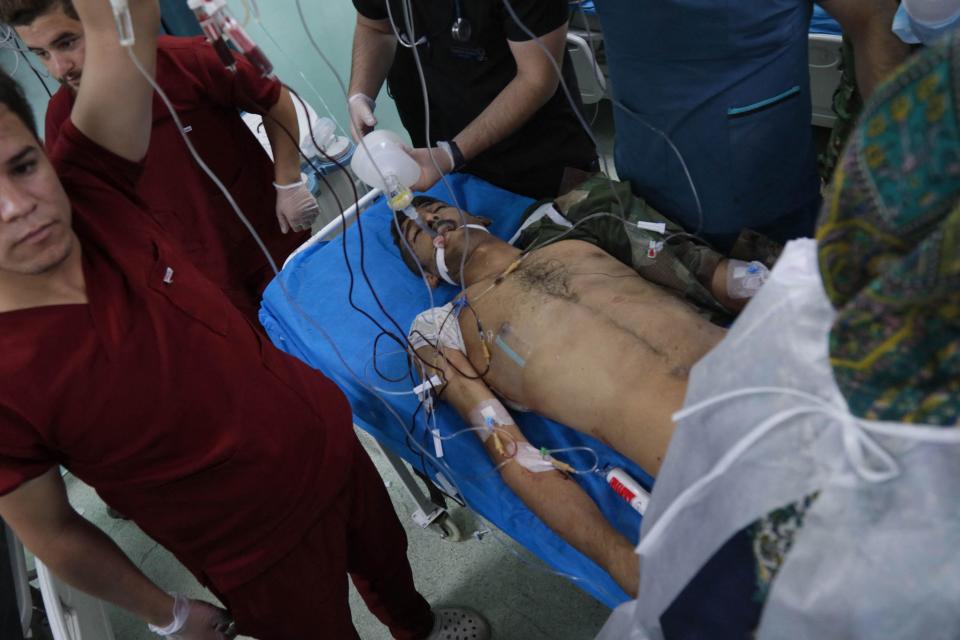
[432,514,463,542]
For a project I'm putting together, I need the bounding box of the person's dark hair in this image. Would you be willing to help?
[0,70,38,139]
[389,195,444,276]
[0,0,77,26]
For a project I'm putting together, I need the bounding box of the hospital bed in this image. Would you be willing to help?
[565,3,845,126]
[260,173,654,607]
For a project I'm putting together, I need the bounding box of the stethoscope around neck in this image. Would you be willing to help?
[450,0,472,42]
[390,0,472,48]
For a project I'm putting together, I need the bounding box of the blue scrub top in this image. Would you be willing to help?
[595,0,822,250]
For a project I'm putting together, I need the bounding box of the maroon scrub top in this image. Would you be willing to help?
[0,120,353,592]
[44,35,308,322]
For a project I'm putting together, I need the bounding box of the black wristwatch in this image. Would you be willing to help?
[442,139,467,171]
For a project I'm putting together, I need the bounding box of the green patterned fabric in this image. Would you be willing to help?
[749,36,960,607]
[516,176,732,318]
[748,494,818,604]
[817,36,960,426]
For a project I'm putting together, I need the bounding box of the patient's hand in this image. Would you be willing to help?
[711,260,748,312]
[712,259,771,311]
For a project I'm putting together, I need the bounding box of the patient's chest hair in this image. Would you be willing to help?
[506,249,695,381]
[512,257,579,302]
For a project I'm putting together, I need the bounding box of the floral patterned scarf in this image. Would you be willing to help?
[817,35,960,426]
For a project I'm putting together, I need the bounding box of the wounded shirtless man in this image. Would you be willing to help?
[391,195,764,595]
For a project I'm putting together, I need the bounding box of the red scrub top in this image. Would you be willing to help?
[44,35,307,321]
[0,120,353,592]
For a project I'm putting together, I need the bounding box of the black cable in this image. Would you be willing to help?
[371,330,408,383]
[9,34,53,98]
[409,395,472,508]
[282,86,453,376]
[26,61,52,98]
[268,84,493,385]
[219,81,433,396]
[252,85,437,387]
[238,70,501,463]
[408,396,429,475]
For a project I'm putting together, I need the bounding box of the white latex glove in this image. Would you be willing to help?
[409,146,454,192]
[348,93,377,141]
[274,179,321,233]
[149,594,236,640]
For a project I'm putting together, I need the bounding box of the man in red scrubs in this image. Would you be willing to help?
[0,0,490,637]
[1,0,319,323]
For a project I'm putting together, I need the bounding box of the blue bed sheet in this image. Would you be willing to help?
[260,173,653,607]
[810,6,842,36]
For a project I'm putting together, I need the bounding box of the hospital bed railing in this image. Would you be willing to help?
[566,31,607,104]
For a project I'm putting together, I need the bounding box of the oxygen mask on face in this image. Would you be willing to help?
[351,129,425,225]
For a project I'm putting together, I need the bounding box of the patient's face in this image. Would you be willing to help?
[416,201,491,237]
[401,201,492,270]
[400,215,437,272]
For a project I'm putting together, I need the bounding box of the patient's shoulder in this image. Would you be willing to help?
[539,239,622,265]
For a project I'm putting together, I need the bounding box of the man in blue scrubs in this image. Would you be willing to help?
[594,0,906,250]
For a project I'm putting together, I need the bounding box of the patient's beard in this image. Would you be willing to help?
[443,235,479,284]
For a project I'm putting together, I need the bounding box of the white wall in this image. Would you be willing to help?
[226,0,406,141]
[0,35,57,136]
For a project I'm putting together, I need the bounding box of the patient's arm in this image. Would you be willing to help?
[416,346,639,596]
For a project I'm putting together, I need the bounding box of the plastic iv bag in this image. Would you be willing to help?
[596,239,960,640]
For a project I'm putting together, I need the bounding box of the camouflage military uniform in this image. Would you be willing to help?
[515,175,733,318]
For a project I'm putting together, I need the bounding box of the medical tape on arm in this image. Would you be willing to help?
[468,399,514,443]
[514,443,566,473]
[465,400,567,473]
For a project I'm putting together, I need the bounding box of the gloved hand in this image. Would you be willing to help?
[348,93,377,140]
[149,594,237,640]
[274,179,321,233]
[409,146,455,192]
